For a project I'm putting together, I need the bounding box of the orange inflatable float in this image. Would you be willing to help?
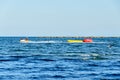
[83,38,93,42]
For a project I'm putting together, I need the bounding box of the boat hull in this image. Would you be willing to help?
[20,40,29,43]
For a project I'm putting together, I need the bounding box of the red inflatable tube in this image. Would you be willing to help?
[83,38,93,42]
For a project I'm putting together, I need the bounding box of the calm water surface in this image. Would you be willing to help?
[0,37,120,80]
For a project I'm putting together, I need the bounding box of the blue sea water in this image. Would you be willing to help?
[0,37,120,80]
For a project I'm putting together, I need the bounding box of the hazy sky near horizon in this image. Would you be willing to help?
[0,0,120,36]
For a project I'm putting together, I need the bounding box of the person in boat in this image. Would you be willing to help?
[25,38,29,41]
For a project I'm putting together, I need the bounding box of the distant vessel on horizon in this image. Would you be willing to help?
[20,38,29,43]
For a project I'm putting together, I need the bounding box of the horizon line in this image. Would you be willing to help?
[0,35,120,38]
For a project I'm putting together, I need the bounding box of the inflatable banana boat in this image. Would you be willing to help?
[67,40,83,43]
[67,39,93,43]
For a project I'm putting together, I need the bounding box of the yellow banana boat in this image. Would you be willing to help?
[67,40,83,43]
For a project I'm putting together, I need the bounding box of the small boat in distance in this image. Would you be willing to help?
[20,38,29,43]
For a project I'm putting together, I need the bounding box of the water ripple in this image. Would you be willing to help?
[0,37,120,80]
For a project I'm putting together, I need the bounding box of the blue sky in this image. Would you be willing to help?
[0,0,120,36]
